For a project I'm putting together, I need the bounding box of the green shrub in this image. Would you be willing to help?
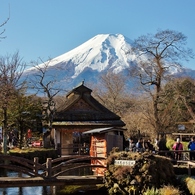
[104,151,177,194]
[9,148,58,163]
[144,187,159,195]
[166,138,175,150]
[166,138,189,150]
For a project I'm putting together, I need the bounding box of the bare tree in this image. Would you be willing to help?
[0,52,26,153]
[160,77,195,132]
[29,58,67,147]
[176,78,195,123]
[92,72,130,115]
[29,58,60,126]
[129,29,194,135]
[0,6,10,41]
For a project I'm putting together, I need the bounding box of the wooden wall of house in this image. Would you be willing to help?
[90,134,107,176]
[61,132,73,155]
[89,131,124,175]
[90,134,107,157]
[106,133,123,153]
[54,127,91,155]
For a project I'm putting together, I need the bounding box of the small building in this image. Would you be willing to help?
[52,83,125,156]
[83,127,126,175]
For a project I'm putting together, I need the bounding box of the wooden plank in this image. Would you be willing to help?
[188,161,195,166]
[0,176,103,187]
[172,133,195,136]
[188,164,191,176]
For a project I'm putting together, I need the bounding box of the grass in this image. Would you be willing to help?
[57,184,106,195]
[9,147,50,153]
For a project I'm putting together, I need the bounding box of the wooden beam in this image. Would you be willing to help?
[0,176,103,187]
[172,133,195,136]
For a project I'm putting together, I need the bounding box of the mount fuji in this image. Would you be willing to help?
[22,34,195,93]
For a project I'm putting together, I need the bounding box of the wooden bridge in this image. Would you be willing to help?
[0,155,106,187]
[1,151,194,187]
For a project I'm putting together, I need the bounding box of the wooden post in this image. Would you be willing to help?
[33,157,39,176]
[78,144,81,155]
[46,158,52,178]
[188,163,191,176]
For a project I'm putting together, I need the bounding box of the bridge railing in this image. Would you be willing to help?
[187,161,195,176]
[154,150,195,176]
[0,155,46,177]
[44,156,107,178]
[155,150,195,161]
[0,154,107,179]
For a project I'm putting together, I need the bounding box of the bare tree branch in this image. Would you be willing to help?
[0,4,10,40]
[128,29,194,135]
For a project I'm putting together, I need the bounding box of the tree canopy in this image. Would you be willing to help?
[129,29,194,135]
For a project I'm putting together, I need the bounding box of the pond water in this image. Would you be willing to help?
[0,167,95,195]
[0,171,53,195]
[0,186,52,195]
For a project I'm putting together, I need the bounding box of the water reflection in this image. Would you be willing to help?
[0,171,52,195]
[0,186,51,195]
[0,167,93,195]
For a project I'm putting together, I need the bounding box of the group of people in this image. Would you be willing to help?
[0,131,15,149]
[128,137,155,153]
[172,136,195,160]
[7,130,18,147]
[127,136,195,161]
[3,129,33,148]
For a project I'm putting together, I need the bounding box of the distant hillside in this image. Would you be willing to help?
[21,34,195,94]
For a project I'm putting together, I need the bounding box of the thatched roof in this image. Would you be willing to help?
[53,83,125,127]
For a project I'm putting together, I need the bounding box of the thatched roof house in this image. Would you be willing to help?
[51,83,125,155]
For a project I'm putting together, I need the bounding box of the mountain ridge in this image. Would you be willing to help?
[22,33,195,93]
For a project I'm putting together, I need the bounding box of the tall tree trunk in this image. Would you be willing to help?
[2,107,8,154]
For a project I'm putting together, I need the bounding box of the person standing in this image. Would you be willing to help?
[188,136,195,160]
[129,137,135,152]
[172,138,183,160]
[27,129,32,144]
[154,138,159,151]
[136,138,144,152]
[144,139,154,152]
[157,136,169,156]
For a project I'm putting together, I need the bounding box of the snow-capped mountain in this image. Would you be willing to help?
[22,33,195,94]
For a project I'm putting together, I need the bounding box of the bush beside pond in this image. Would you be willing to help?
[104,148,187,194]
[9,148,58,163]
[57,184,107,195]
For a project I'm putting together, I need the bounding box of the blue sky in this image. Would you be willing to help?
[0,0,195,70]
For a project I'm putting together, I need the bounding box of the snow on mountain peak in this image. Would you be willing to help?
[22,33,195,93]
[45,33,136,78]
[25,33,136,76]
